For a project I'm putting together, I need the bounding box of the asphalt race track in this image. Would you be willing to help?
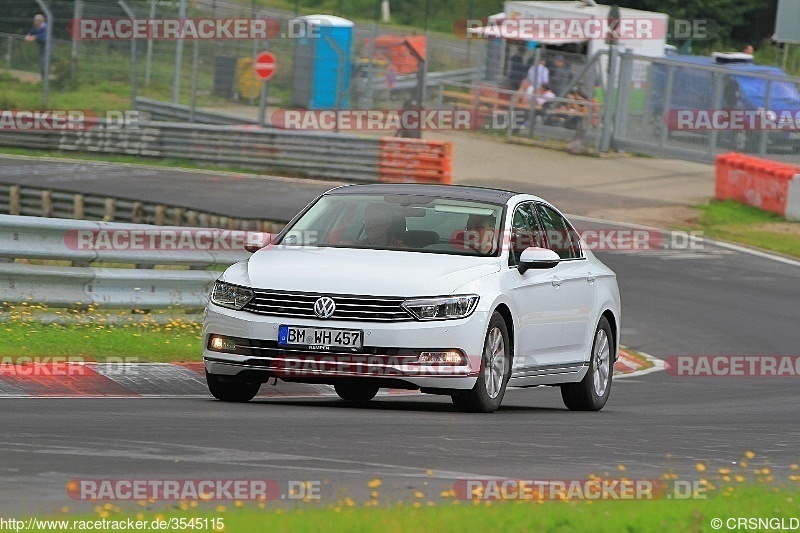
[0,156,336,222]
[2,157,800,514]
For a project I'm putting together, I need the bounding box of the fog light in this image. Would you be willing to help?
[209,335,237,352]
[418,351,466,365]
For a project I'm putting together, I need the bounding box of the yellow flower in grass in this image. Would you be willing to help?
[367,478,382,489]
[696,463,707,473]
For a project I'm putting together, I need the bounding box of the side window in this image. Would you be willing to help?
[535,204,583,260]
[509,203,544,266]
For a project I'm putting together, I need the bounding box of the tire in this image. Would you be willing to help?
[206,372,261,403]
[334,382,379,403]
[451,312,511,413]
[561,316,614,411]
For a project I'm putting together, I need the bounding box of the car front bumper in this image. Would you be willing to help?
[202,303,489,390]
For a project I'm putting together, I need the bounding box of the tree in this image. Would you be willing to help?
[616,0,775,44]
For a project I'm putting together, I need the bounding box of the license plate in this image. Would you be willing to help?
[278,325,363,351]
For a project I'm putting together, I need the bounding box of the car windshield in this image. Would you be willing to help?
[278,193,505,256]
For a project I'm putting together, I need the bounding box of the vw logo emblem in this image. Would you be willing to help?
[313,296,336,319]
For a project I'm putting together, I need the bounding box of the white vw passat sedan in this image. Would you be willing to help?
[203,184,620,413]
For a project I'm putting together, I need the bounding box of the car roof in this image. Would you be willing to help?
[660,55,787,76]
[325,184,524,205]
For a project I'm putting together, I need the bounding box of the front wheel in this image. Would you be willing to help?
[334,382,379,403]
[561,316,614,411]
[451,312,511,413]
[206,372,261,403]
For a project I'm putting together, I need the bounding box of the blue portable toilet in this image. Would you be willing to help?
[290,15,353,110]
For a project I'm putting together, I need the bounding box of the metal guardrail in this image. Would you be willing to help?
[0,121,382,182]
[1,262,219,309]
[368,67,479,92]
[0,183,284,230]
[0,215,253,308]
[134,97,261,126]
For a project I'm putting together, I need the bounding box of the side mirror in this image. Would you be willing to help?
[518,247,560,274]
[244,232,272,253]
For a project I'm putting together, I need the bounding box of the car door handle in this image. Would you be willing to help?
[587,272,596,283]
[551,276,562,288]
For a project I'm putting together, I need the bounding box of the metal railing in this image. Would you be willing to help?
[134,97,260,126]
[0,121,382,182]
[435,80,602,150]
[0,214,253,308]
[0,183,284,230]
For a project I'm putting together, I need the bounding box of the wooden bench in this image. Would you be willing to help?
[441,90,516,112]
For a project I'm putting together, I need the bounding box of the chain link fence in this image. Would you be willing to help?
[6,2,800,163]
[614,51,800,163]
[2,1,482,121]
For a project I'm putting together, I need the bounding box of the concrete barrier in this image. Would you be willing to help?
[715,153,800,220]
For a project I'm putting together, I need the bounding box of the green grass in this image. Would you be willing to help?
[693,199,800,258]
[38,483,800,533]
[0,307,202,362]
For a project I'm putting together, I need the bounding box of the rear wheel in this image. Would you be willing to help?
[451,312,511,413]
[334,382,379,403]
[561,317,613,411]
[206,372,261,403]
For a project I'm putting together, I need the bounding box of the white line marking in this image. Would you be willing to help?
[568,214,800,268]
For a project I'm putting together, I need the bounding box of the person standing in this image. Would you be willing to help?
[507,45,527,91]
[549,55,572,96]
[25,14,49,80]
[527,57,549,91]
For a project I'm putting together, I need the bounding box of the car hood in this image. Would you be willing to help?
[231,246,500,296]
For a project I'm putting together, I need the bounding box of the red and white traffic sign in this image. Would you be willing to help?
[254,52,276,81]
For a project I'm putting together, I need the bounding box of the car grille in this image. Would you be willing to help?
[242,289,414,322]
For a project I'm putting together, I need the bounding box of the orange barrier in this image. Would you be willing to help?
[379,138,453,184]
[715,153,797,217]
[363,35,426,75]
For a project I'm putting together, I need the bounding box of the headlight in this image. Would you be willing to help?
[402,295,479,321]
[210,281,254,310]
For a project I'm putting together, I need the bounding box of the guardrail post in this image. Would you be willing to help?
[209,215,220,227]
[186,210,198,226]
[131,201,143,223]
[41,190,53,217]
[73,194,84,219]
[219,216,229,228]
[104,198,116,221]
[155,205,166,225]
[9,186,20,215]
[173,207,184,226]
[198,213,210,227]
